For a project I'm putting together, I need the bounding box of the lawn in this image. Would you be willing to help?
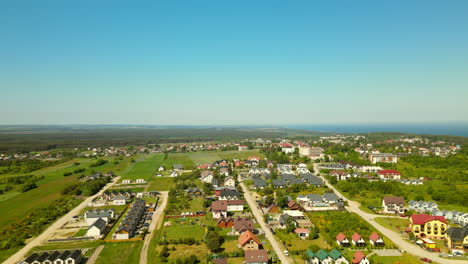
[121,154,165,181]
[161,153,195,170]
[374,217,409,233]
[72,229,87,237]
[95,241,143,264]
[371,252,431,264]
[162,218,207,240]
[186,150,264,165]
[147,177,176,191]
[166,244,209,260]
[276,231,332,251]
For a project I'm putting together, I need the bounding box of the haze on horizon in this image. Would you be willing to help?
[1,0,468,125]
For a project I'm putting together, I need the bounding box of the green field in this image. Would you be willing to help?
[161,153,195,170]
[121,154,164,181]
[163,218,207,240]
[374,217,410,233]
[95,241,143,264]
[186,150,264,165]
[148,177,176,191]
[371,252,434,264]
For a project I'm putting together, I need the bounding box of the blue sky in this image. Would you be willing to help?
[1,0,467,125]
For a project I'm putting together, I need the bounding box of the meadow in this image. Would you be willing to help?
[121,154,165,181]
[95,241,143,264]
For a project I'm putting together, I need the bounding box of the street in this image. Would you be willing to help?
[313,163,466,264]
[238,174,292,264]
[6,176,122,264]
[139,191,169,264]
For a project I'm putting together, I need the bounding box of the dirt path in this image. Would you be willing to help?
[314,163,466,264]
[238,175,292,264]
[86,245,104,264]
[5,177,121,264]
[139,191,168,264]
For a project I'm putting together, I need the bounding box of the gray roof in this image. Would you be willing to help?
[89,218,107,231]
[272,179,287,186]
[253,178,267,187]
[306,194,323,202]
[323,192,340,202]
[447,225,468,242]
[86,209,114,219]
[290,178,304,185]
[173,164,184,169]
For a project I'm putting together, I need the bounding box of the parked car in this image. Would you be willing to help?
[284,250,289,256]
[420,258,432,263]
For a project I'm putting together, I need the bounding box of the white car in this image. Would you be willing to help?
[284,250,289,256]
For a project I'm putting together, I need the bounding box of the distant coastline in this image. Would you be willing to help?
[285,122,468,137]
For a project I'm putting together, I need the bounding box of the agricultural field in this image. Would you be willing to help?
[160,153,195,170]
[121,154,164,181]
[95,241,143,264]
[186,150,264,165]
[148,177,176,191]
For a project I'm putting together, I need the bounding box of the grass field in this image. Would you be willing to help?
[374,217,409,233]
[95,241,143,264]
[186,150,264,165]
[72,229,87,237]
[161,153,195,170]
[163,218,207,240]
[0,157,133,227]
[276,231,332,251]
[148,177,176,191]
[121,154,164,181]
[371,252,432,264]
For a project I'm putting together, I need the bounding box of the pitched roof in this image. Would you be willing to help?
[233,217,254,231]
[351,232,362,242]
[212,258,228,264]
[211,200,228,211]
[353,250,366,264]
[238,230,261,246]
[369,232,381,242]
[323,192,340,202]
[410,214,447,225]
[378,170,400,175]
[316,249,329,261]
[328,248,342,260]
[294,228,310,234]
[336,232,347,242]
[304,249,315,259]
[244,249,269,263]
[383,196,405,205]
[446,225,468,241]
[306,194,322,202]
[89,218,107,230]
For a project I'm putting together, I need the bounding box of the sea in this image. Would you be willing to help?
[285,123,468,137]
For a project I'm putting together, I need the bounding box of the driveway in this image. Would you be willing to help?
[313,163,465,264]
[139,191,168,264]
[238,175,292,264]
[6,176,121,264]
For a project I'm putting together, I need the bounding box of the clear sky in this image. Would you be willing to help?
[1,0,467,125]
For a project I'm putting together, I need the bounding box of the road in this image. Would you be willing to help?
[86,245,104,264]
[6,176,121,264]
[313,164,466,264]
[139,191,168,264]
[238,175,292,264]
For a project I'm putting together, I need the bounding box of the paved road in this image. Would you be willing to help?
[6,177,121,264]
[139,191,168,264]
[313,164,466,264]
[238,175,292,264]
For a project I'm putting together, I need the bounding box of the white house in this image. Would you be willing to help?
[86,218,107,237]
[158,166,165,171]
[170,171,179,177]
[84,209,114,226]
[201,170,214,184]
[382,196,405,214]
[113,195,127,205]
[122,179,131,184]
[352,251,369,264]
[223,176,235,187]
[227,200,244,211]
[135,179,146,184]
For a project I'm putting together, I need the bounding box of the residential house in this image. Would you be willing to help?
[122,179,131,184]
[84,209,115,225]
[21,250,83,264]
[281,173,296,183]
[227,200,244,212]
[211,200,228,219]
[281,143,295,154]
[185,187,203,197]
[223,176,235,187]
[378,170,401,180]
[315,249,333,264]
[409,214,448,239]
[382,196,405,214]
[233,217,254,235]
[287,200,302,210]
[114,199,146,239]
[329,248,349,264]
[170,171,178,177]
[352,250,369,264]
[135,179,146,184]
[158,166,165,171]
[244,250,269,264]
[322,193,341,205]
[351,232,366,247]
[220,167,229,177]
[219,190,240,200]
[113,195,127,205]
[277,164,293,174]
[301,174,323,187]
[369,153,399,164]
[336,232,350,247]
[201,170,215,184]
[86,218,107,237]
[369,232,384,247]
[265,203,279,214]
[295,228,310,239]
[217,217,234,228]
[173,164,184,171]
[356,166,382,173]
[253,178,267,189]
[238,230,262,250]
[272,179,287,188]
[238,145,249,151]
[214,186,236,196]
[445,225,468,251]
[330,171,351,181]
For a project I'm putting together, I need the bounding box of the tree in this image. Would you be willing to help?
[277,196,288,208]
[285,218,296,233]
[205,230,224,252]
[264,195,274,206]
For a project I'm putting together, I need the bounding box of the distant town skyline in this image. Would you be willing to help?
[1,0,467,125]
